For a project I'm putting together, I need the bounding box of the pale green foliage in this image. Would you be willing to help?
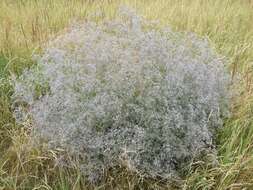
[12,7,230,182]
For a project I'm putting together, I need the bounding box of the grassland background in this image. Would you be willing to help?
[0,0,253,189]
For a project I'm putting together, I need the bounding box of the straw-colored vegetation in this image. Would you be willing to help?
[0,0,253,189]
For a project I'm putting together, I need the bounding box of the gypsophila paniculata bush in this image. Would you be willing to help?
[12,7,230,182]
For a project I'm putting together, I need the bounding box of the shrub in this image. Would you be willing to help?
[12,7,230,182]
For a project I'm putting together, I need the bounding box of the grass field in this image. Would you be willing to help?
[0,0,253,189]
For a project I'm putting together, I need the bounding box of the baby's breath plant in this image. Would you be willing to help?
[12,7,230,182]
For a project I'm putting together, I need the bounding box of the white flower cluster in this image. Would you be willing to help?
[12,7,230,182]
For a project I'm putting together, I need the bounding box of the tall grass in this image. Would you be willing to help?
[0,0,253,189]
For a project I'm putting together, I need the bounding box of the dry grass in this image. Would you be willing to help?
[0,0,253,189]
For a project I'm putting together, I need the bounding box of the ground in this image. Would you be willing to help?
[0,0,253,189]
